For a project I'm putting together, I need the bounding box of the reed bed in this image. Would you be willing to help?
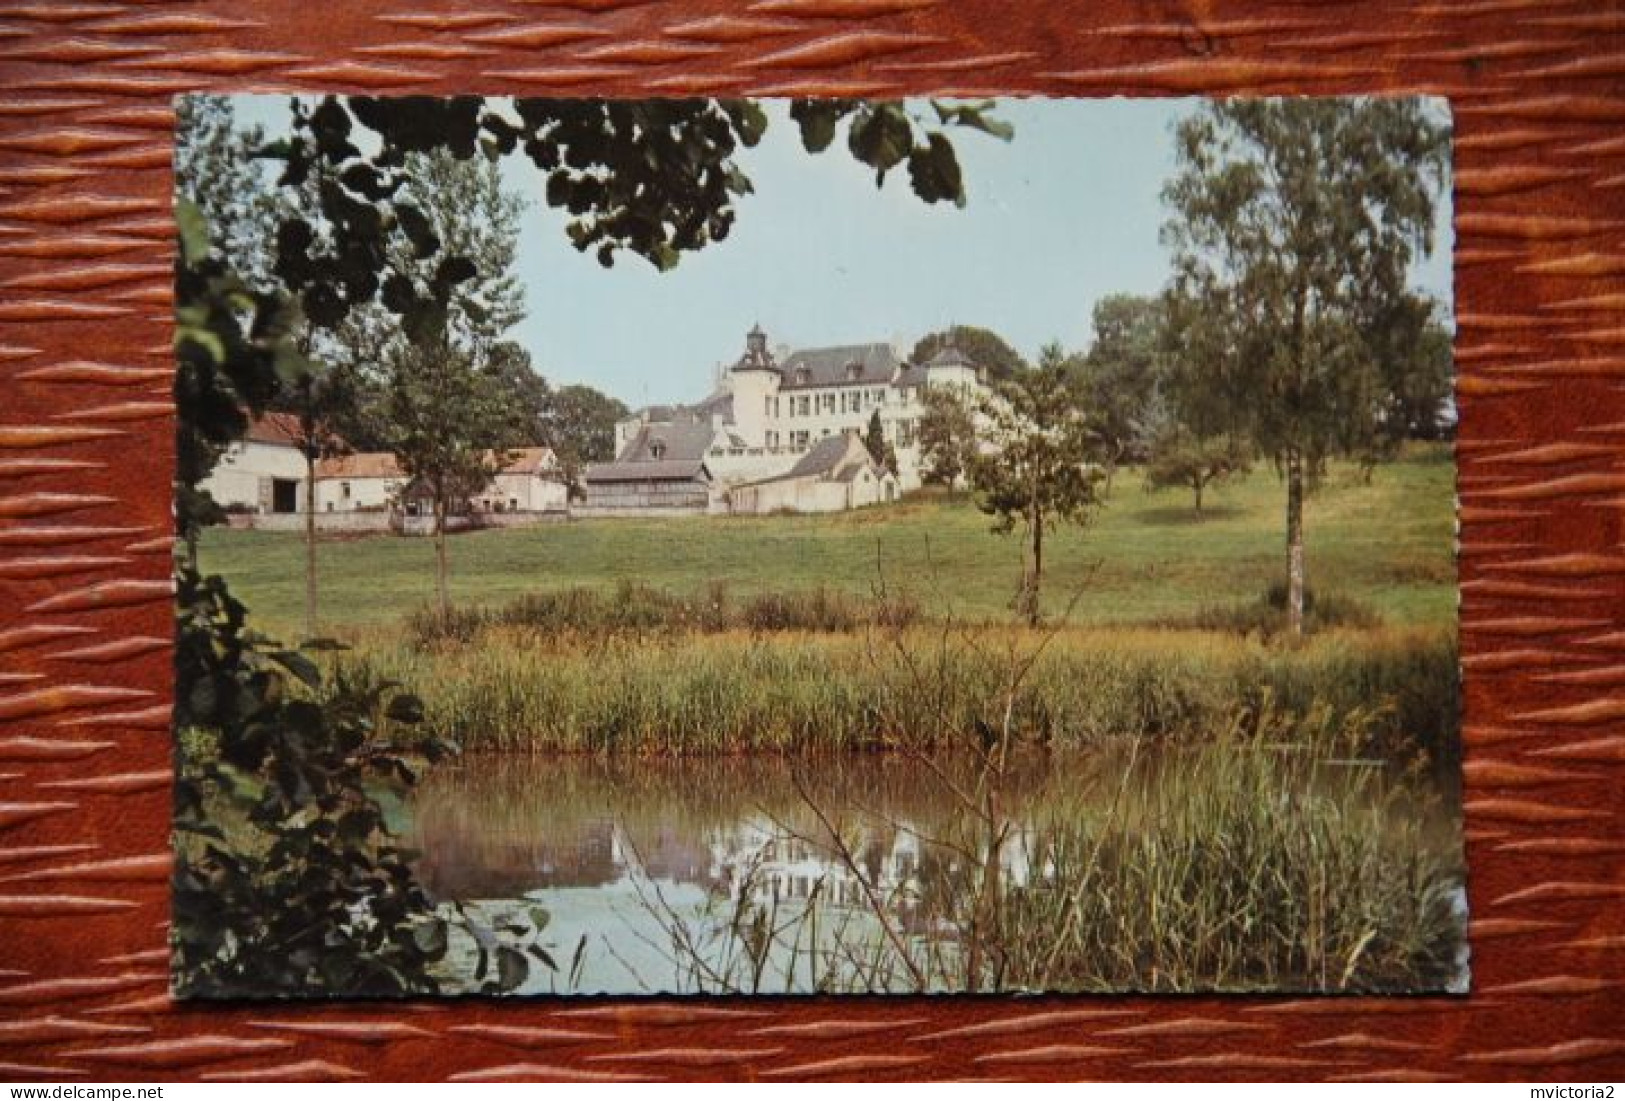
[544,718,1466,994]
[329,621,1457,762]
[989,720,1465,992]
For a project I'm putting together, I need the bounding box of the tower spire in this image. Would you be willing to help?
[736,322,776,371]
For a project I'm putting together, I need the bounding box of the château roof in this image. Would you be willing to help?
[778,343,901,390]
[693,390,735,422]
[894,363,931,389]
[926,343,974,369]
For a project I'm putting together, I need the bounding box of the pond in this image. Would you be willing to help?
[403,745,1465,996]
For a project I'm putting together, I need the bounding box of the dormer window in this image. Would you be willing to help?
[794,366,811,386]
[649,438,667,460]
[845,361,863,381]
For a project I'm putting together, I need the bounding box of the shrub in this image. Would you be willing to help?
[405,582,924,649]
[1181,583,1382,639]
[173,568,544,997]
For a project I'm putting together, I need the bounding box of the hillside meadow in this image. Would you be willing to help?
[201,445,1455,639]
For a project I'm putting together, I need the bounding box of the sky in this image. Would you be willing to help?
[232,96,1453,409]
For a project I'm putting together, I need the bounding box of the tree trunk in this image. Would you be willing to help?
[434,494,450,619]
[1025,509,1044,628]
[1285,449,1306,637]
[1193,475,1204,516]
[303,449,318,642]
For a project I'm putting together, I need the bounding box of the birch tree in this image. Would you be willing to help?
[1161,98,1448,635]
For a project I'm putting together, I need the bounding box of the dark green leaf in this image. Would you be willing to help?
[385,694,425,725]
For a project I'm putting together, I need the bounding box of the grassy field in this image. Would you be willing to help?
[202,445,1455,638]
[190,445,1465,993]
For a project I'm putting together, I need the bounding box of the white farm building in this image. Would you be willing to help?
[200,412,309,517]
[205,418,568,533]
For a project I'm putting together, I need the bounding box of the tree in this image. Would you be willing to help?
[916,386,979,490]
[912,324,1026,382]
[388,341,519,618]
[263,96,1007,338]
[174,95,283,293]
[968,344,1106,625]
[172,204,500,998]
[1144,424,1252,514]
[1075,294,1166,486]
[179,95,374,642]
[174,97,294,560]
[863,408,898,476]
[172,200,295,564]
[1162,98,1448,636]
[287,372,350,640]
[338,148,533,611]
[1359,296,1455,476]
[542,382,627,496]
[486,341,553,444]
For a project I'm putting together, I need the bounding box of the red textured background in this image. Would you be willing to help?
[2,0,1623,1083]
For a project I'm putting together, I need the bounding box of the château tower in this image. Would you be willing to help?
[728,322,781,447]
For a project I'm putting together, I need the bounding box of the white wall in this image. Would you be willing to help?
[728,471,899,515]
[479,472,568,513]
[315,475,401,514]
[200,441,307,512]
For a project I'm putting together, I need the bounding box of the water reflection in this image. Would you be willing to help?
[407,752,1107,994]
[404,748,1462,995]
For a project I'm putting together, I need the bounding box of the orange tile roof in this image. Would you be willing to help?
[315,452,404,479]
[243,412,304,447]
[499,446,558,475]
[313,448,557,480]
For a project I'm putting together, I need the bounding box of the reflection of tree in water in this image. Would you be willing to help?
[408,738,1459,994]
[407,750,1125,992]
[410,753,1066,905]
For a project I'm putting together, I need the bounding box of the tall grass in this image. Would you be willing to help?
[990,716,1465,992]
[333,622,1458,763]
[404,580,920,649]
[585,715,1466,994]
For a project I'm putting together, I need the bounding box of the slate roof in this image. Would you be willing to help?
[778,343,902,390]
[583,458,710,484]
[584,419,718,484]
[894,363,931,389]
[631,391,733,427]
[746,433,884,487]
[926,343,975,369]
[786,433,859,478]
[616,421,717,464]
[693,390,734,422]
